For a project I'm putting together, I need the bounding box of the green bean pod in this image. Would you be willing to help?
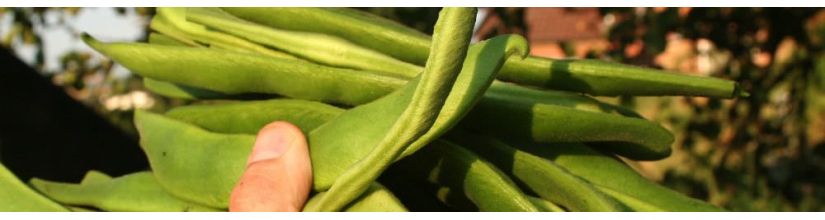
[153,8,298,60]
[498,57,746,98]
[84,34,406,106]
[0,163,67,211]
[186,8,422,78]
[222,7,744,98]
[304,183,408,212]
[30,171,220,212]
[134,110,255,209]
[393,140,540,211]
[149,14,203,48]
[144,32,242,100]
[445,131,628,211]
[461,83,674,160]
[166,99,344,134]
[222,7,431,65]
[516,142,724,211]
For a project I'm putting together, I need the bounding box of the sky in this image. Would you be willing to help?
[0,8,147,77]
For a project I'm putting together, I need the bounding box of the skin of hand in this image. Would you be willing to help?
[229,121,313,212]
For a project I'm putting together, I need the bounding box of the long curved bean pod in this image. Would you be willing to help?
[223,7,744,98]
[392,140,540,211]
[497,57,746,98]
[445,131,628,211]
[309,7,478,211]
[516,142,724,211]
[304,183,408,212]
[84,34,406,106]
[186,8,422,78]
[30,171,220,212]
[0,163,67,211]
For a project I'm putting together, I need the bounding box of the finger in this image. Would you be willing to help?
[229,121,313,212]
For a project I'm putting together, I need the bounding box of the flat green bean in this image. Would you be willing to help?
[187,8,422,78]
[498,57,746,98]
[222,7,431,65]
[515,141,724,211]
[446,131,628,211]
[166,99,343,134]
[222,7,744,98]
[84,34,406,106]
[461,82,674,160]
[30,171,221,212]
[0,163,67,211]
[135,110,255,209]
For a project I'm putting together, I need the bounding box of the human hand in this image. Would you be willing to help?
[228,122,313,212]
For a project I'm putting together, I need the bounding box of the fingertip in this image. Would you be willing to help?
[230,121,313,212]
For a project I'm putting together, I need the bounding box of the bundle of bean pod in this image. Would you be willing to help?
[3,7,746,212]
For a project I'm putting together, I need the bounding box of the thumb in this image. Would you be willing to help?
[229,121,313,212]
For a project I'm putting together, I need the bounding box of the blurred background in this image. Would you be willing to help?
[1,7,824,211]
